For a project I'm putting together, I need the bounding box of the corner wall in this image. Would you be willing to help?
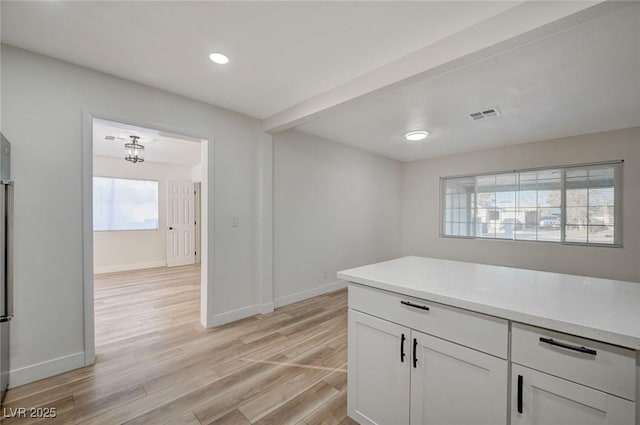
[402,127,640,282]
[273,129,402,306]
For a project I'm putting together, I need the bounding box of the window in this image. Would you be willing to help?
[93,177,159,231]
[441,162,622,246]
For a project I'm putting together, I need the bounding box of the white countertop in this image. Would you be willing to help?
[338,256,640,350]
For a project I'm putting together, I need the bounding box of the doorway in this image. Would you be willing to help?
[87,117,209,356]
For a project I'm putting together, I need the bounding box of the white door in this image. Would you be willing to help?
[167,180,195,267]
[348,309,410,425]
[410,330,507,425]
[512,364,635,425]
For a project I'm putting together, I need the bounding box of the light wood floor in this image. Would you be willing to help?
[2,265,356,425]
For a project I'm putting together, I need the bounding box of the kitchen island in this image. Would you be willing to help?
[338,256,640,425]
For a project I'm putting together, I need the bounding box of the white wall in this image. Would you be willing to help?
[274,129,402,306]
[402,127,640,283]
[93,155,195,273]
[1,45,272,385]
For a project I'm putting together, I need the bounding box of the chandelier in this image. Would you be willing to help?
[124,135,144,164]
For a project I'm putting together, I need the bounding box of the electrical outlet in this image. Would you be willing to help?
[232,215,240,227]
[323,271,328,279]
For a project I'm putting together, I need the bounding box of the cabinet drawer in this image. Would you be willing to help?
[512,364,636,425]
[348,283,508,359]
[511,323,636,401]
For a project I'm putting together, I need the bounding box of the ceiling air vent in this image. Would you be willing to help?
[105,135,116,140]
[469,107,500,120]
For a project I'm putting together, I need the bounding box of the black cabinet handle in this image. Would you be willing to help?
[517,374,523,414]
[400,300,430,311]
[400,333,406,363]
[539,337,597,356]
[413,338,418,368]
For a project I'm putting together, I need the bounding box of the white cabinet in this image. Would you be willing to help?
[411,331,507,425]
[512,364,635,425]
[348,297,507,425]
[342,258,640,425]
[511,323,636,425]
[347,284,637,425]
[511,323,636,401]
[348,310,410,425]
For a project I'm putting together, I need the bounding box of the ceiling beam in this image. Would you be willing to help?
[262,1,626,134]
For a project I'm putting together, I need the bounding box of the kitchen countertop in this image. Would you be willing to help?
[338,256,640,350]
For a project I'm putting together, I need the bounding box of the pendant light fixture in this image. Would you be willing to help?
[124,135,145,163]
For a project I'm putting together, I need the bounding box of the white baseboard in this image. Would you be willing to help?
[94,260,167,274]
[207,281,345,328]
[274,280,347,308]
[10,351,86,388]
[258,302,274,315]
[208,304,264,327]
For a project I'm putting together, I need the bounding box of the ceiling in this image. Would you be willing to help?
[2,1,637,163]
[297,4,640,161]
[0,1,520,119]
[93,118,203,166]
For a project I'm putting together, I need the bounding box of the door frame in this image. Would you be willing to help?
[81,110,211,366]
[194,182,201,265]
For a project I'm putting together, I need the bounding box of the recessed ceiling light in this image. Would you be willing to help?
[209,52,229,65]
[404,130,429,143]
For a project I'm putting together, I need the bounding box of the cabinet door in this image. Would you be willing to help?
[348,309,411,425]
[512,364,635,425]
[410,330,507,425]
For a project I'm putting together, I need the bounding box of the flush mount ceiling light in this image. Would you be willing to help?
[124,135,145,164]
[404,130,429,143]
[209,52,229,64]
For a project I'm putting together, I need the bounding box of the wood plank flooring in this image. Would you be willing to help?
[2,265,356,425]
